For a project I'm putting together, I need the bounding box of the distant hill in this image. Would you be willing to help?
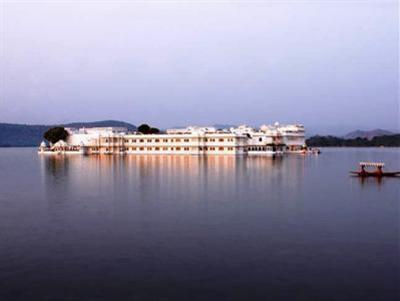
[0,120,136,147]
[344,129,395,140]
[306,134,400,147]
[61,120,137,131]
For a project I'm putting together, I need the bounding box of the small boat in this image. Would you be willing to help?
[350,162,400,177]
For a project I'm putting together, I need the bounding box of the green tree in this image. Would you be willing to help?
[138,124,151,134]
[43,127,69,144]
[149,127,160,134]
[138,124,160,134]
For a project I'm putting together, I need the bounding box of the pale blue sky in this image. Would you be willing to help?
[0,0,398,134]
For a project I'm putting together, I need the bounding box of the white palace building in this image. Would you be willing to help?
[39,123,313,156]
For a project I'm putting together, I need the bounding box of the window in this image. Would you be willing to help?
[175,139,181,142]
[139,139,144,143]
[219,147,224,151]
[205,138,208,142]
[132,139,136,143]
[259,138,262,142]
[184,139,190,142]
[105,139,108,143]
[210,147,215,151]
[163,147,168,151]
[147,147,152,151]
[155,147,160,151]
[163,139,168,143]
[176,147,181,150]
[147,139,152,143]
[184,147,189,151]
[155,139,160,142]
[228,147,233,151]
[219,138,224,142]
[140,147,144,150]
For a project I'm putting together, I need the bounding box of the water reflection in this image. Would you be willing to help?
[39,155,304,204]
[39,153,399,208]
[42,155,71,178]
[356,176,383,186]
[352,175,400,192]
[1,148,399,301]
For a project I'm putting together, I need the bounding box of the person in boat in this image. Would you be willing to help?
[352,162,400,177]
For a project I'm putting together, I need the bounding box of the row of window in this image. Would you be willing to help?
[104,138,236,143]
[248,147,276,151]
[204,138,234,142]
[121,146,236,152]
[283,130,305,134]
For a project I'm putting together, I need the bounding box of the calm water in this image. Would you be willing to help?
[0,148,398,301]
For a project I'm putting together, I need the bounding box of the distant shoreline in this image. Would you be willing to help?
[306,134,400,147]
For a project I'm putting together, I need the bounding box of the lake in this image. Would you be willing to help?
[0,148,398,301]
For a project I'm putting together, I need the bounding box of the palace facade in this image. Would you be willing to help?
[39,123,307,156]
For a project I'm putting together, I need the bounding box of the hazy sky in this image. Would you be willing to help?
[1,0,398,134]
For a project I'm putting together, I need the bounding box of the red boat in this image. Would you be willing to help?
[350,162,400,177]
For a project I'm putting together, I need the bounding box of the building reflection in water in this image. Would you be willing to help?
[40,155,72,201]
[39,154,307,193]
[39,154,307,221]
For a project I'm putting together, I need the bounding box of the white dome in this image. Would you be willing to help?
[40,141,47,147]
